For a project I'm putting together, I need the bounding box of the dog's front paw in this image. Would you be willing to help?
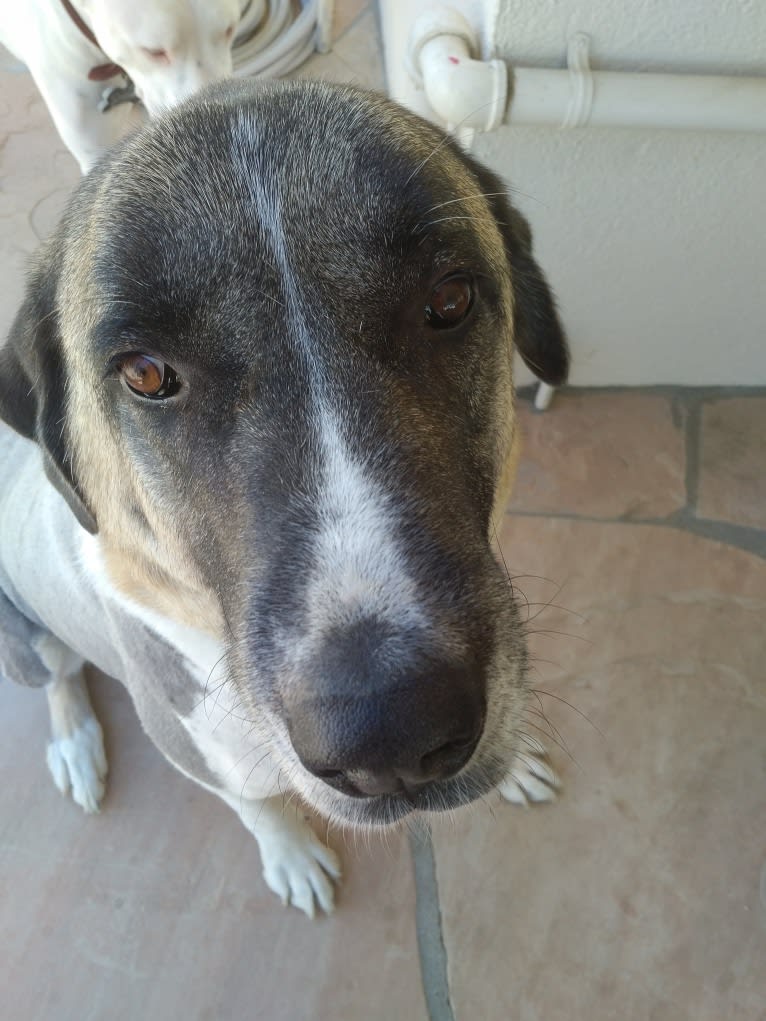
[46,716,108,814]
[255,809,341,919]
[498,738,560,806]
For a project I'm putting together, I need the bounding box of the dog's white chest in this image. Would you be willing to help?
[178,673,277,801]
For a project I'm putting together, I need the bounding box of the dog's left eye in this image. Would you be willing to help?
[425,273,474,329]
[117,354,180,400]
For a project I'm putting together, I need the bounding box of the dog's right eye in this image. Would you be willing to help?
[425,273,475,330]
[117,354,180,400]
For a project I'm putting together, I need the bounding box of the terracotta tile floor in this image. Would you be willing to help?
[2,5,766,1019]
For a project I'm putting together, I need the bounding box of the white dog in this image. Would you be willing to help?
[0,0,246,171]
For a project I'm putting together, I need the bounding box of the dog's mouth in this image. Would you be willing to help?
[324,770,500,827]
[297,744,508,828]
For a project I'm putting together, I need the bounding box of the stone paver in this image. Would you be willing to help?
[697,397,766,530]
[509,392,687,521]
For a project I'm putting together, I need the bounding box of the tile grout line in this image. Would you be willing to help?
[683,395,702,515]
[510,387,766,559]
[409,825,457,1021]
[505,508,766,559]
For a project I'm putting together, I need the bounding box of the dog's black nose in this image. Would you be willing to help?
[286,651,486,799]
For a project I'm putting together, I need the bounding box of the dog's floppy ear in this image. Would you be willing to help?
[466,158,569,386]
[0,263,98,533]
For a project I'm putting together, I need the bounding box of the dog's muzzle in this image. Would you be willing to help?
[283,618,486,800]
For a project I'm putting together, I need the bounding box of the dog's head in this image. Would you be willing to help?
[78,0,242,114]
[0,81,567,826]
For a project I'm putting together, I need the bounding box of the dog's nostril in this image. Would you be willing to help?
[417,729,481,783]
[303,764,404,798]
[421,740,464,770]
[315,768,344,781]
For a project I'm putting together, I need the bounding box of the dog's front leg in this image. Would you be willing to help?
[27,66,136,173]
[226,795,341,919]
[36,635,108,813]
[175,666,342,916]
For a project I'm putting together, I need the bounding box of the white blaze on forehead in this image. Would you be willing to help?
[303,407,428,642]
[222,136,428,646]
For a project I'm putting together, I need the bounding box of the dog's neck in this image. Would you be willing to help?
[58,0,125,81]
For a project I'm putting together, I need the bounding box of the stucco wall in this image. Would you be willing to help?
[483,0,766,385]
[493,0,766,75]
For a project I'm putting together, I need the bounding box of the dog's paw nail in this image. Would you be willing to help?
[258,822,340,918]
[499,751,560,806]
[526,756,559,787]
[263,860,336,919]
[46,742,71,795]
[73,778,105,815]
[313,844,342,882]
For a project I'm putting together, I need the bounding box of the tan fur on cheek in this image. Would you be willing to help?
[101,541,225,636]
[488,286,520,528]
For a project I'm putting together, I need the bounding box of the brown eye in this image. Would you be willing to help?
[118,354,180,399]
[425,273,474,329]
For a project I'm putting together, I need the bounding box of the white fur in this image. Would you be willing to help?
[303,407,428,649]
[181,696,342,918]
[0,0,244,172]
[179,678,277,801]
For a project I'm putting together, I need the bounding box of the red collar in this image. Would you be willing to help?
[59,0,125,81]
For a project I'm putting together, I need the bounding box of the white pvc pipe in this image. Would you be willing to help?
[407,9,507,134]
[418,34,507,133]
[511,65,766,133]
[409,17,766,135]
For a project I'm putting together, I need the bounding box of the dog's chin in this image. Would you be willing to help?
[304,761,507,829]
